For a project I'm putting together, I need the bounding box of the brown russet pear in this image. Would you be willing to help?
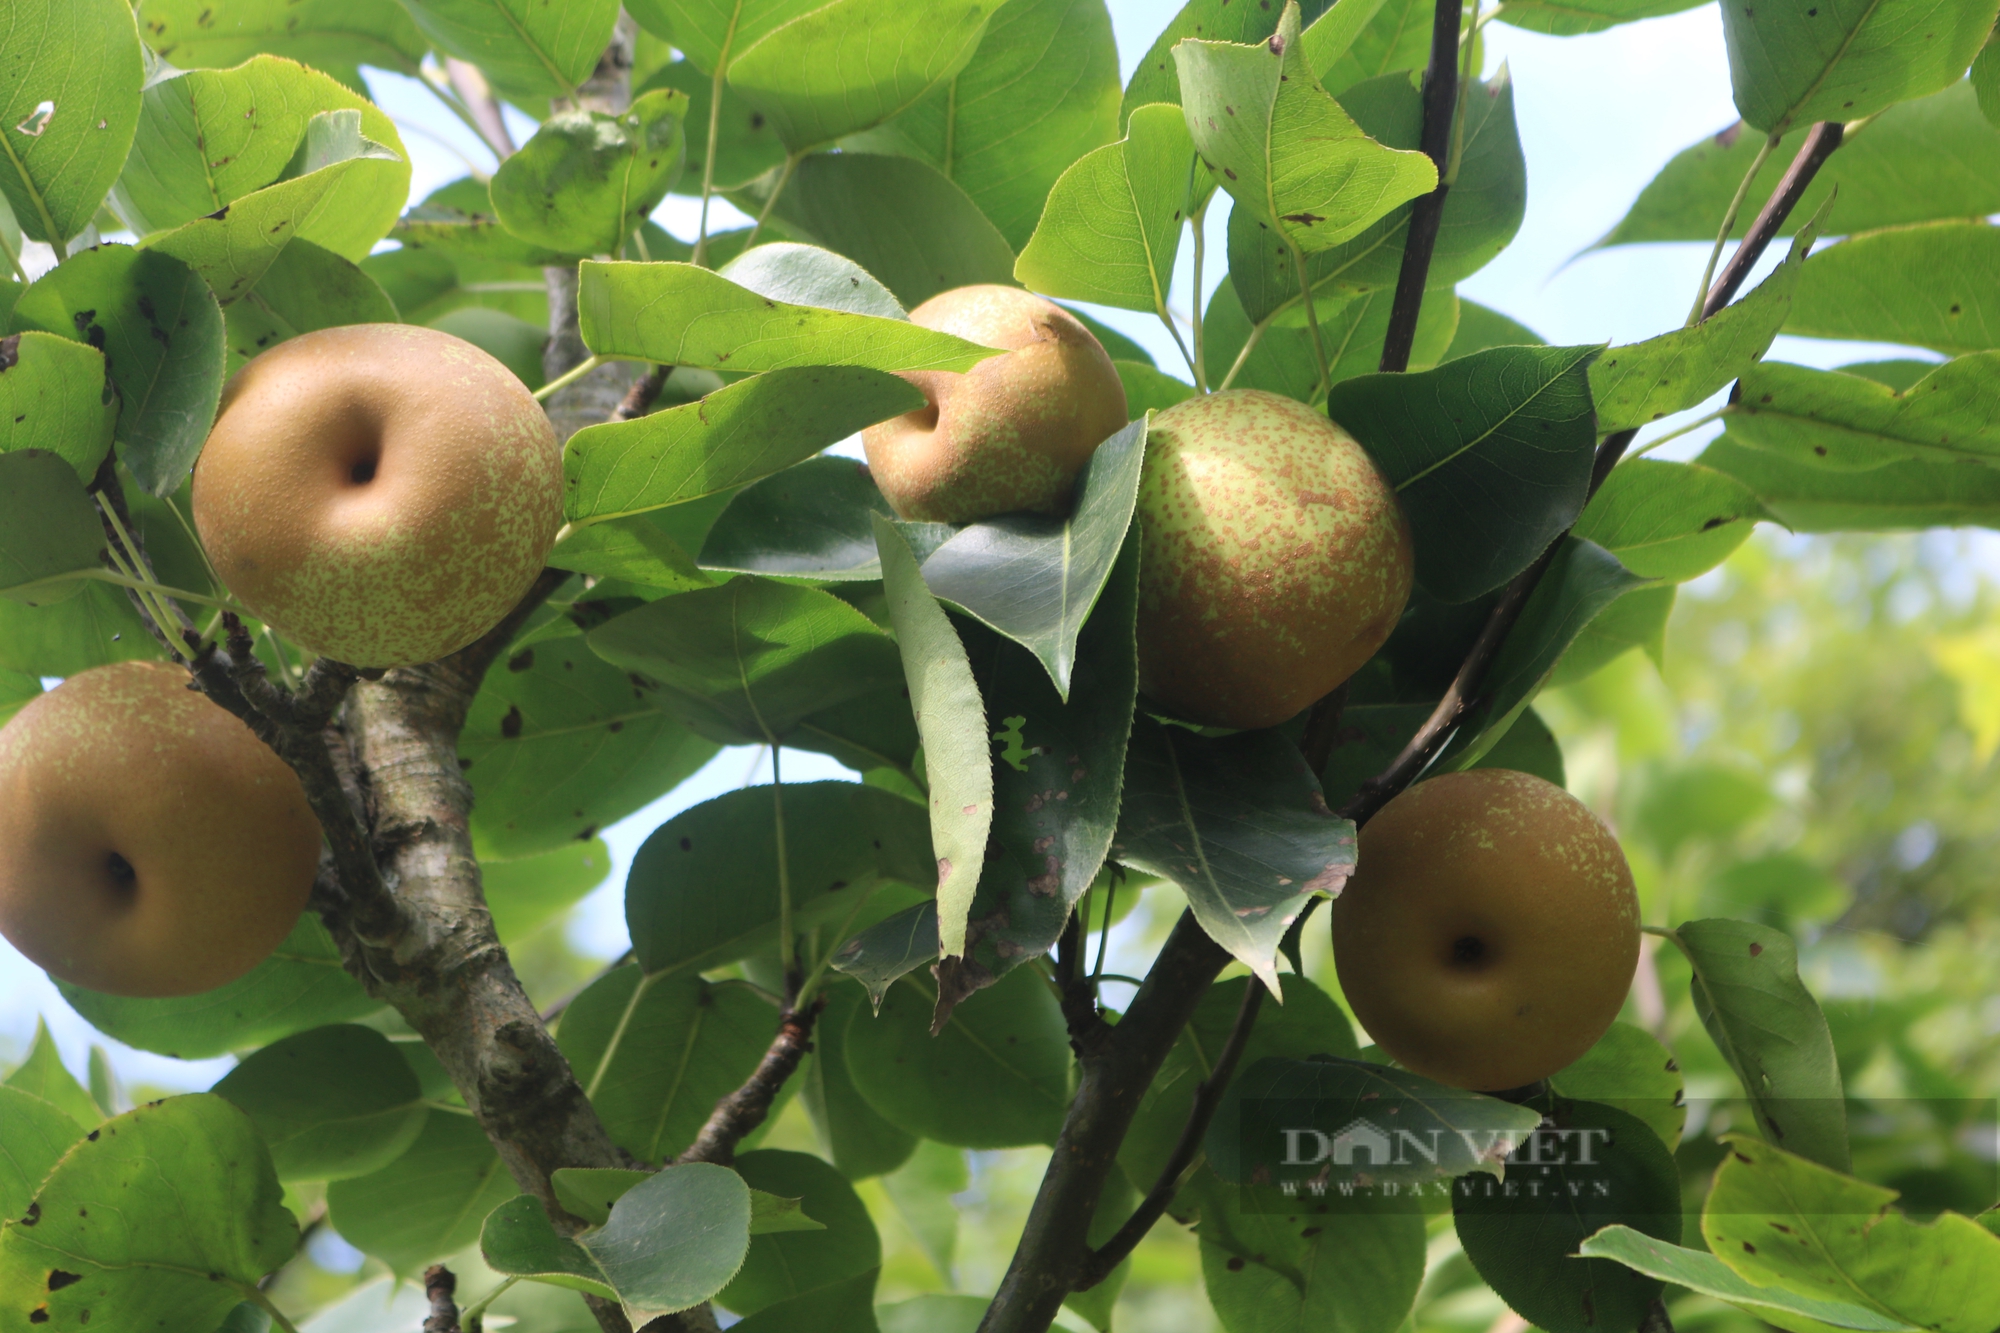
[1332,768,1641,1091]
[0,661,323,997]
[862,284,1128,522]
[193,324,563,668]
[1134,389,1412,729]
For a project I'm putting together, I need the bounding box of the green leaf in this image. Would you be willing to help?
[1576,459,1770,582]
[1699,429,2000,530]
[718,241,907,317]
[844,964,1071,1146]
[0,1088,81,1225]
[1205,1054,1544,1187]
[580,1162,754,1323]
[0,581,157,675]
[577,260,1001,373]
[480,1192,617,1298]
[132,0,429,90]
[878,1140,966,1284]
[0,451,105,606]
[3,1020,101,1128]
[830,902,945,1006]
[1121,975,1357,1196]
[1445,298,1544,357]
[1328,343,1602,603]
[1112,718,1357,993]
[1977,32,2000,124]
[550,1166,649,1225]
[1547,1021,1686,1151]
[1724,355,2000,470]
[1121,0,1333,123]
[587,576,904,743]
[861,0,1122,251]
[720,1150,878,1314]
[0,1096,297,1327]
[325,1109,515,1278]
[1674,918,1850,1171]
[1596,83,2000,248]
[400,0,621,101]
[1016,103,1194,314]
[724,1267,881,1333]
[1493,0,1707,35]
[641,57,787,192]
[55,914,382,1060]
[1226,69,1523,323]
[549,519,711,591]
[0,334,118,484]
[1200,1189,1426,1333]
[1115,361,1198,415]
[210,1025,428,1183]
[1787,220,2000,355]
[1202,280,1460,402]
[934,531,1139,1014]
[729,153,1019,310]
[461,638,721,860]
[1592,226,1813,435]
[881,1294,1085,1333]
[727,0,1008,152]
[1703,1135,2000,1332]
[392,176,570,267]
[564,367,923,524]
[1455,1101,1682,1333]
[917,418,1145,696]
[625,781,935,977]
[1546,581,1673,685]
[110,56,409,260]
[556,966,776,1163]
[1177,3,1436,258]
[490,89,689,257]
[482,839,612,943]
[1579,1226,1924,1331]
[801,984,918,1178]
[1313,0,1429,96]
[222,236,398,377]
[1721,0,2000,134]
[874,516,992,958]
[700,456,896,582]
[0,0,143,246]
[750,1189,824,1235]
[11,245,223,493]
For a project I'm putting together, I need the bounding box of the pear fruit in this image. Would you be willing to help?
[862,285,1128,522]
[1134,389,1412,729]
[193,324,562,668]
[0,661,323,997]
[1332,768,1640,1091]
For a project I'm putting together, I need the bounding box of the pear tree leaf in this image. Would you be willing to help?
[548,519,711,592]
[490,89,689,258]
[131,0,430,89]
[874,516,992,959]
[1115,361,1199,415]
[1446,299,1545,356]
[918,417,1147,697]
[1111,718,1356,994]
[831,901,944,1008]
[1015,103,1196,314]
[728,153,1019,311]
[563,366,924,524]
[720,1151,878,1314]
[10,245,225,494]
[638,56,788,192]
[392,176,570,265]
[1314,0,1432,97]
[1327,343,1602,604]
[0,450,107,607]
[482,839,613,943]
[800,983,919,1177]
[1787,220,2000,355]
[1699,430,2000,531]
[551,1167,651,1226]
[578,1163,753,1323]
[1703,1135,2000,1331]
[2,1020,103,1128]
[1547,1021,1687,1152]
[0,333,119,485]
[1120,0,1335,124]
[1723,354,2000,470]
[0,1087,82,1223]
[749,1189,824,1235]
[0,1096,298,1329]
[1202,280,1460,404]
[1575,459,1770,582]
[1199,1181,1426,1333]
[1977,33,2000,125]
[219,238,396,381]
[1176,2,1436,259]
[699,456,898,582]
[577,260,1002,373]
[1673,918,1850,1172]
[398,0,621,101]
[726,0,1009,152]
[323,1110,517,1278]
[624,781,935,978]
[110,56,410,259]
[1578,1226,1924,1331]
[1491,0,1707,34]
[1722,0,2000,135]
[210,1024,429,1183]
[717,241,906,317]
[480,1193,617,1298]
[0,0,144,246]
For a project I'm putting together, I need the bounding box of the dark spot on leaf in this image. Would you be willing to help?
[1749,941,1763,956]
[680,837,693,851]
[1701,517,1728,530]
[458,757,473,770]
[46,1273,79,1292]
[500,705,524,739]
[28,1309,47,1324]
[576,824,597,840]
[1814,445,1827,456]
[0,334,19,372]
[1742,1241,1756,1254]
[508,648,534,672]
[1226,1257,1245,1271]
[1223,167,1238,180]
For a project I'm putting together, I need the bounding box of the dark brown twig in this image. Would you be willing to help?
[612,365,673,421]
[423,1265,462,1333]
[1701,121,1843,320]
[675,997,826,1166]
[1376,0,1465,374]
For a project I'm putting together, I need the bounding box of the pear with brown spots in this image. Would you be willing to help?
[193,324,562,668]
[1332,768,1641,1091]
[862,285,1128,522]
[1134,389,1412,729]
[0,662,322,997]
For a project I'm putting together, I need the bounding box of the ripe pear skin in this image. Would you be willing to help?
[193,324,562,668]
[1134,389,1412,729]
[862,285,1128,522]
[1332,768,1640,1091]
[0,662,323,997]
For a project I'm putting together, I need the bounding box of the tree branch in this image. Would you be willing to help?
[612,365,674,421]
[423,1265,462,1333]
[676,997,826,1166]
[1700,120,1842,319]
[1376,0,1465,374]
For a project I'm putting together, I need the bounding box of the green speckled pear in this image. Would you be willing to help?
[193,324,562,668]
[862,285,1128,522]
[1134,389,1413,729]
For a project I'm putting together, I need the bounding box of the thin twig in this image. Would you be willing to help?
[613,365,673,420]
[1700,121,1843,319]
[1377,0,1465,373]
[423,1264,462,1333]
[675,996,826,1166]
[446,58,516,158]
[1687,132,1778,326]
